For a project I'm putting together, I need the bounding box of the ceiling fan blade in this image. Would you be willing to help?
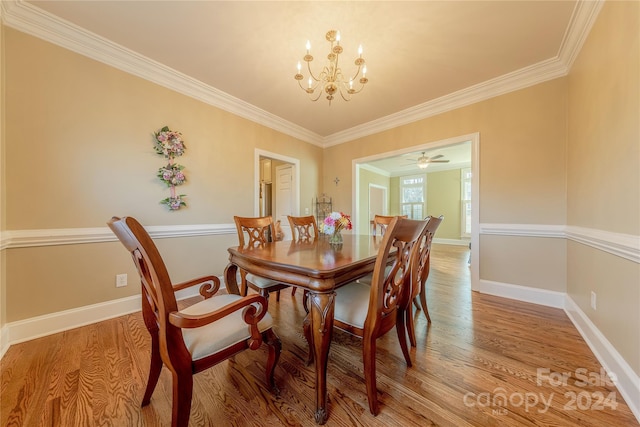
[429,154,444,160]
[429,160,449,163]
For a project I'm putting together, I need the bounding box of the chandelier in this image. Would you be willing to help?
[294,30,368,104]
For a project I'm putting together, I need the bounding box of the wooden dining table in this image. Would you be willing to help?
[225,233,384,425]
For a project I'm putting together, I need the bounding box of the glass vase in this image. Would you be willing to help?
[329,230,343,245]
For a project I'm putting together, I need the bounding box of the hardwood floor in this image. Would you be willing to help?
[1,244,637,426]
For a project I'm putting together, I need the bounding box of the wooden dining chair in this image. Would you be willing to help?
[305,217,427,415]
[233,216,292,303]
[372,214,408,236]
[406,215,443,346]
[108,216,281,427]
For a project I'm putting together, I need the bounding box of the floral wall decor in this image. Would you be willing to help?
[154,126,187,210]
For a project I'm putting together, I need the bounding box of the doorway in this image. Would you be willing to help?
[255,149,300,241]
[352,132,479,291]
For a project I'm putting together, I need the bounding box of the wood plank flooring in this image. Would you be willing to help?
[1,244,638,426]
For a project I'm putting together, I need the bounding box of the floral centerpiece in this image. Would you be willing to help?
[154,126,187,210]
[322,211,352,245]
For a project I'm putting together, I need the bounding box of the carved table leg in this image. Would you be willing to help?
[223,263,240,296]
[306,291,335,425]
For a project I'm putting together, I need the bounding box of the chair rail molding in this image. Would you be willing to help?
[480,223,640,263]
[2,223,638,263]
[2,224,236,249]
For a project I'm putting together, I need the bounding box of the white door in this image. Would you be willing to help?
[275,164,294,240]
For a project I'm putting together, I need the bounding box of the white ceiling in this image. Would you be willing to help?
[365,141,472,176]
[6,0,595,150]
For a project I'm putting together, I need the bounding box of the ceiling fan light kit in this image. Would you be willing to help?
[417,154,430,169]
[294,30,368,105]
[414,152,450,169]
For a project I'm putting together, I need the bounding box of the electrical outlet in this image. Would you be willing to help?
[305,207,310,214]
[116,274,128,288]
[590,291,597,310]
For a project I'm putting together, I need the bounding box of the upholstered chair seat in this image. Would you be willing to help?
[180,294,274,360]
[334,282,370,329]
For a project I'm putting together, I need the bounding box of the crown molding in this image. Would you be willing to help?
[322,56,569,147]
[557,0,605,70]
[358,163,391,178]
[1,0,602,149]
[0,0,324,147]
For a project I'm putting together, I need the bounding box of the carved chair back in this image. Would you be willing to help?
[234,216,276,247]
[372,214,408,236]
[287,215,319,242]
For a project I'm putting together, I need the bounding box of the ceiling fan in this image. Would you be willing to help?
[406,152,450,169]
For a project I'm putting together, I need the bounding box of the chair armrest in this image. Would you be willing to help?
[169,293,268,329]
[172,275,220,299]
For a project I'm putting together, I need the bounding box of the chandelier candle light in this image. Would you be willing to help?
[294,30,368,104]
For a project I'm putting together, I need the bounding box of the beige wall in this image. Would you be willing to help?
[1,0,637,383]
[324,78,568,294]
[566,1,640,374]
[426,168,462,240]
[326,79,568,225]
[2,28,322,322]
[389,176,400,216]
[1,24,6,333]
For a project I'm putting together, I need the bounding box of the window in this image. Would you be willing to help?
[400,174,425,219]
[461,168,472,237]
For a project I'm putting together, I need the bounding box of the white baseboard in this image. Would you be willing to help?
[564,296,640,423]
[3,280,210,348]
[477,280,639,423]
[476,279,565,308]
[7,295,143,346]
[0,324,9,359]
[433,237,470,246]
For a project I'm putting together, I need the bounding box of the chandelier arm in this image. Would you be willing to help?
[306,61,322,83]
[310,91,323,102]
[347,64,363,82]
[297,80,310,91]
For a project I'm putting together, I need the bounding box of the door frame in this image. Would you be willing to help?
[254,149,300,218]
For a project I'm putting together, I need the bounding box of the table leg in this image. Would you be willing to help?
[306,291,335,425]
[223,263,240,295]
